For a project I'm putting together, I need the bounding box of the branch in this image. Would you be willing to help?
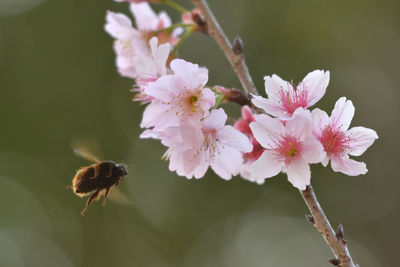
[301,185,357,267]
[191,0,258,96]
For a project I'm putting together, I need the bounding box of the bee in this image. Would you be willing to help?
[68,148,128,215]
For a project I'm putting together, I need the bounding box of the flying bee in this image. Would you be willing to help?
[68,148,128,215]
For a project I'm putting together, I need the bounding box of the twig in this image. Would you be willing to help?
[191,0,258,96]
[301,186,356,267]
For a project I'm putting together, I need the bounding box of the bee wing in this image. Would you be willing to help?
[108,187,132,205]
[71,136,103,163]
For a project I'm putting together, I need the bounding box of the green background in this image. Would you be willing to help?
[0,0,398,266]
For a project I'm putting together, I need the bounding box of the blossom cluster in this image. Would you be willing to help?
[105,1,378,190]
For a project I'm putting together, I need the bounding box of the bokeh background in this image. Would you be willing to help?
[0,0,398,266]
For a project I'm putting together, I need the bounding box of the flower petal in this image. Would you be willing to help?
[202,108,227,131]
[301,137,326,164]
[330,97,355,131]
[285,108,312,140]
[180,121,203,148]
[130,3,158,31]
[331,154,367,176]
[302,70,330,107]
[311,108,330,137]
[264,74,290,101]
[170,59,208,89]
[105,11,135,39]
[217,125,253,153]
[211,146,242,180]
[144,75,183,100]
[286,159,311,190]
[251,95,286,118]
[347,126,378,156]
[247,150,283,179]
[250,114,285,149]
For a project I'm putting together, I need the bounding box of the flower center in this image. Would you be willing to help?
[278,82,308,114]
[189,95,199,112]
[319,126,349,156]
[275,135,302,164]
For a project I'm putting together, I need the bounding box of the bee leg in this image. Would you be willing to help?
[81,189,101,215]
[66,185,74,189]
[102,187,111,206]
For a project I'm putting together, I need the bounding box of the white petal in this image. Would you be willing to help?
[105,11,135,39]
[311,108,330,137]
[347,126,378,156]
[264,74,291,101]
[217,126,253,153]
[251,95,286,118]
[193,154,209,179]
[202,108,227,130]
[331,154,367,176]
[183,149,202,175]
[247,150,283,179]
[301,137,326,164]
[302,70,330,107]
[285,108,312,140]
[330,97,355,131]
[249,114,285,149]
[211,146,242,180]
[321,156,330,166]
[130,3,158,31]
[286,159,311,190]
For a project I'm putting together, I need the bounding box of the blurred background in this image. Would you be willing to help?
[0,0,398,266]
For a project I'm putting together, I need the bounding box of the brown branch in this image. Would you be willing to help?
[301,185,357,267]
[191,0,258,96]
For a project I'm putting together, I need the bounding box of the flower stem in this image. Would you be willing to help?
[161,0,188,13]
[171,26,195,56]
[191,0,258,96]
[154,23,192,35]
[300,185,357,267]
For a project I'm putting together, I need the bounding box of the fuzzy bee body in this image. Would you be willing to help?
[69,152,128,215]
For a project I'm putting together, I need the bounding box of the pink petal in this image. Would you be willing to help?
[301,137,326,164]
[249,114,285,149]
[140,101,179,129]
[311,108,330,137]
[347,126,378,156]
[183,149,201,175]
[330,97,355,131]
[193,154,209,179]
[105,11,135,39]
[302,70,330,107]
[202,108,227,131]
[199,88,216,113]
[264,74,290,102]
[331,154,367,176]
[170,59,208,89]
[180,121,203,148]
[285,108,312,141]
[286,159,311,190]
[149,37,170,75]
[251,95,286,118]
[247,150,283,179]
[144,75,183,100]
[211,146,242,180]
[217,125,253,153]
[158,11,172,28]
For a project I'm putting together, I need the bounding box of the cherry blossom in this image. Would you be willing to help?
[252,70,330,120]
[248,108,325,189]
[312,97,378,176]
[105,2,179,79]
[141,59,215,130]
[160,108,253,179]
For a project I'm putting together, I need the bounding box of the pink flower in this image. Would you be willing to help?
[105,3,179,79]
[252,70,330,120]
[161,109,253,179]
[312,97,378,176]
[132,37,171,103]
[248,108,326,189]
[141,59,215,130]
